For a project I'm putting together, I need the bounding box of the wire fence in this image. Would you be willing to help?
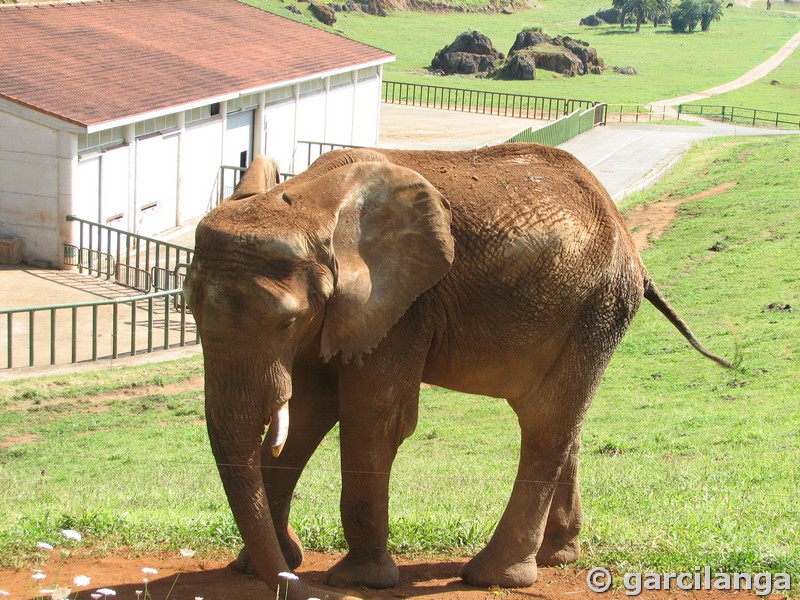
[677,104,800,129]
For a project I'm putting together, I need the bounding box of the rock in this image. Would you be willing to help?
[523,46,583,76]
[613,66,637,75]
[310,2,337,24]
[433,51,500,74]
[509,29,552,53]
[431,31,503,75]
[770,79,781,85]
[354,0,387,15]
[285,4,302,13]
[495,52,536,79]
[579,14,604,26]
[595,7,623,23]
[506,32,603,77]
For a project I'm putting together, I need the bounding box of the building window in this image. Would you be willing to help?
[78,126,126,152]
[227,94,260,114]
[186,102,222,124]
[265,86,293,105]
[329,72,353,89]
[135,114,178,138]
[358,66,378,81]
[299,79,324,96]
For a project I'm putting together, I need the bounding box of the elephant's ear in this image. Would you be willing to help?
[310,162,454,365]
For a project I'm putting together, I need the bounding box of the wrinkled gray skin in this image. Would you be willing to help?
[183,144,730,600]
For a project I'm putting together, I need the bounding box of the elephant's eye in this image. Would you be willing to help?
[277,317,297,336]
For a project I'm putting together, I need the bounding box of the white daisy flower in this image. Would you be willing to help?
[61,529,82,542]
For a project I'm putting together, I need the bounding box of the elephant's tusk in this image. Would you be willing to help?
[268,403,290,457]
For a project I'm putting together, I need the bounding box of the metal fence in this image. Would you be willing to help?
[1,216,199,370]
[605,104,675,123]
[507,104,606,146]
[2,289,197,369]
[677,104,800,129]
[64,215,193,293]
[382,80,598,121]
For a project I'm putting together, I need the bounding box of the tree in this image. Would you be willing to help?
[670,0,702,32]
[613,0,673,32]
[700,0,724,31]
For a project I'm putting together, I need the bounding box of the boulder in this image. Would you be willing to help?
[310,2,337,24]
[433,51,499,75]
[354,0,387,15]
[509,30,552,53]
[431,31,503,75]
[506,32,603,76]
[595,7,623,23]
[522,46,583,76]
[579,14,604,26]
[495,52,536,79]
[613,66,637,75]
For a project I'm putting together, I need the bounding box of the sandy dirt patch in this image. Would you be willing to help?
[624,182,738,250]
[0,550,779,600]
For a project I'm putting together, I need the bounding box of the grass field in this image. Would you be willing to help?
[682,34,800,114]
[1,136,798,579]
[245,0,800,110]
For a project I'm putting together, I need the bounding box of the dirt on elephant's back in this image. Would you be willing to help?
[0,550,770,599]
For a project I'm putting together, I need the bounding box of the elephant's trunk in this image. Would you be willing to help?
[204,366,360,600]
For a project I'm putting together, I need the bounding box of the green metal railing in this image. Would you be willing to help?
[382,80,599,121]
[677,104,800,129]
[65,214,193,293]
[2,288,197,369]
[506,104,606,146]
[1,217,199,370]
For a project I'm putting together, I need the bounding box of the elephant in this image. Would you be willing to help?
[227,154,281,201]
[183,143,730,600]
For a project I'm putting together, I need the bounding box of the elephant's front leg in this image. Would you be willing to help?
[325,321,430,590]
[237,354,340,573]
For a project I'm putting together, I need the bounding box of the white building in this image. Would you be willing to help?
[0,0,394,266]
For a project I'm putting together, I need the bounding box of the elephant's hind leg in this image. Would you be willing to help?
[535,435,583,566]
[460,343,605,588]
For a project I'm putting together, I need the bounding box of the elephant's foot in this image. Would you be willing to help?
[460,547,538,589]
[535,535,581,567]
[233,524,305,574]
[325,550,399,589]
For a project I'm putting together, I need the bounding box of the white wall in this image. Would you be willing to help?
[179,117,224,221]
[0,64,387,266]
[0,108,74,266]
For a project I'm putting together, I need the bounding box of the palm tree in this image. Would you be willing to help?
[613,0,673,32]
[700,0,724,31]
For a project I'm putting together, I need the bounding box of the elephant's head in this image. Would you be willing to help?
[184,157,454,598]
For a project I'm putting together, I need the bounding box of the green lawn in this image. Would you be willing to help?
[245,0,800,109]
[683,34,800,114]
[1,136,798,579]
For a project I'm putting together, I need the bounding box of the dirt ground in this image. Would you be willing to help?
[624,182,738,250]
[0,549,780,600]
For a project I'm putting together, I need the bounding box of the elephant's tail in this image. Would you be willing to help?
[644,280,736,368]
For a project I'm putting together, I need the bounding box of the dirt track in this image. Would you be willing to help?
[1,550,778,599]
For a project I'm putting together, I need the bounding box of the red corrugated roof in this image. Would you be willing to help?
[0,0,394,128]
